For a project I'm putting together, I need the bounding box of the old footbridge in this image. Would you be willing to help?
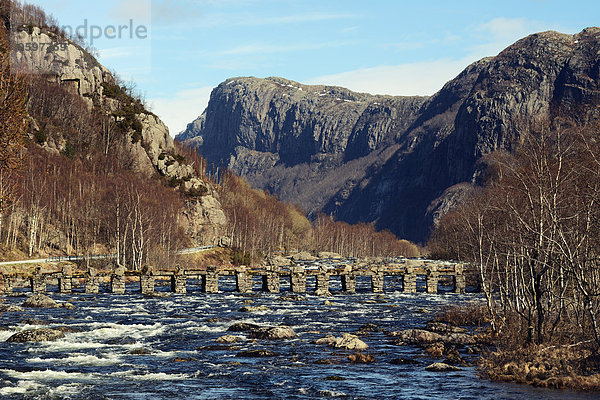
[0,257,476,295]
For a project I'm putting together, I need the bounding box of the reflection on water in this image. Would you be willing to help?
[0,281,590,399]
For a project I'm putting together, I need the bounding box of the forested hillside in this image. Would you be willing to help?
[0,1,419,269]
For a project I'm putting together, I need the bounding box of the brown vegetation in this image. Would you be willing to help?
[429,118,600,389]
[0,23,26,248]
[313,214,420,258]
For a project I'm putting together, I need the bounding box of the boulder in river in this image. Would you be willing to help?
[348,353,375,363]
[22,294,58,308]
[247,326,297,340]
[425,362,462,372]
[6,328,65,343]
[426,322,468,334]
[227,322,262,332]
[0,303,24,312]
[442,332,476,346]
[389,329,442,345]
[236,349,278,357]
[238,305,270,312]
[316,333,369,350]
[216,335,243,344]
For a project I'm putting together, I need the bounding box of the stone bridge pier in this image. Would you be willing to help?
[31,267,46,294]
[86,267,100,294]
[140,265,155,295]
[236,266,252,293]
[341,266,356,294]
[262,265,280,293]
[203,266,219,294]
[290,265,306,293]
[315,267,330,296]
[371,266,384,293]
[58,265,72,294]
[170,267,186,294]
[111,264,126,294]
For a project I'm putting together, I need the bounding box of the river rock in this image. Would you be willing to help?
[424,342,445,358]
[238,305,270,312]
[21,319,49,325]
[247,326,297,340]
[216,335,243,344]
[6,328,65,343]
[348,353,375,363]
[390,329,442,345]
[22,294,58,308]
[356,323,379,335]
[444,349,469,366]
[316,333,369,350]
[425,322,468,334]
[441,333,476,346]
[0,304,24,312]
[128,348,152,355]
[236,349,278,357]
[425,362,462,372]
[227,322,262,332]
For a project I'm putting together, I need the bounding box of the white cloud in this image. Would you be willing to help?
[149,86,214,136]
[307,58,474,97]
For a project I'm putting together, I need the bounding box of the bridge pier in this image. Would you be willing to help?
[454,264,466,294]
[236,266,252,293]
[290,266,306,293]
[31,276,46,293]
[111,265,126,294]
[203,266,219,293]
[85,268,99,294]
[171,269,187,294]
[371,267,384,293]
[315,268,330,296]
[0,275,12,293]
[403,264,417,293]
[426,266,439,294]
[263,265,280,293]
[140,265,155,295]
[111,274,126,294]
[341,272,356,294]
[58,266,72,294]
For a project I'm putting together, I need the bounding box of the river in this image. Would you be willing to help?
[0,278,591,399]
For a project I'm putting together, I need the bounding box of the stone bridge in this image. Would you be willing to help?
[0,259,476,296]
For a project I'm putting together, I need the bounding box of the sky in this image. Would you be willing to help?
[24,0,600,135]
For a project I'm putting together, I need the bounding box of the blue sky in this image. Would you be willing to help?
[27,0,599,135]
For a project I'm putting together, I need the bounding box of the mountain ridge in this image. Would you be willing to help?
[180,27,600,242]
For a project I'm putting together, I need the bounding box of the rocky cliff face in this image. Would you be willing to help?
[179,77,427,214]
[182,28,600,243]
[12,26,227,245]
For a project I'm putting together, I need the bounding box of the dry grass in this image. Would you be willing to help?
[176,247,233,269]
[434,302,490,326]
[480,344,600,390]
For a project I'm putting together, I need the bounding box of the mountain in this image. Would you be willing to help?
[178,27,600,243]
[7,13,227,247]
[178,77,427,217]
